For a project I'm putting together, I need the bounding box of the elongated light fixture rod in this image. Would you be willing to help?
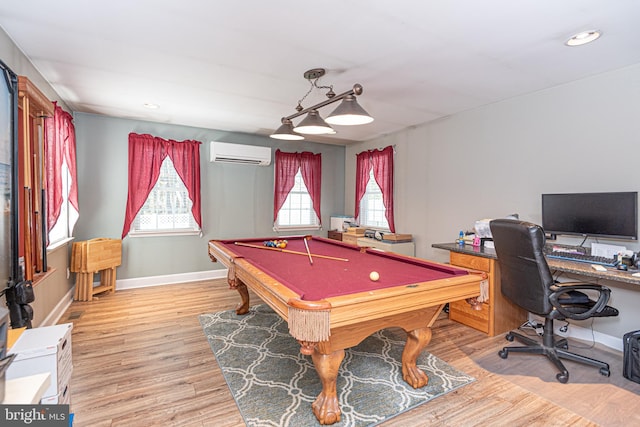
[280,84,363,123]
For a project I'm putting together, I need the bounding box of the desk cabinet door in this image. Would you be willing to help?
[448,251,526,336]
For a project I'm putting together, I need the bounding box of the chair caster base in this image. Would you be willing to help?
[556,372,569,383]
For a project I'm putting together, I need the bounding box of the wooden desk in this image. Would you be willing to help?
[433,242,640,336]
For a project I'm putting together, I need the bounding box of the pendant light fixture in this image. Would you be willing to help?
[270,68,373,140]
[271,119,304,140]
[326,94,375,125]
[293,110,334,135]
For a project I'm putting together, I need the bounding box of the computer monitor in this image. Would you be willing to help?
[541,192,638,241]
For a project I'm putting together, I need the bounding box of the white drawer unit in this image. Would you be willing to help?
[7,323,73,404]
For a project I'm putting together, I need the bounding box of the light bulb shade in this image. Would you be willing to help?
[293,110,335,135]
[270,119,304,140]
[325,95,374,125]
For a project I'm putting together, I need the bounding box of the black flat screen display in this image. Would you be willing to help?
[542,192,638,240]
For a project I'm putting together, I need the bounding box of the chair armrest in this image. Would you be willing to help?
[549,283,611,321]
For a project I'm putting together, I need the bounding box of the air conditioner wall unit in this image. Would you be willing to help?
[210,141,271,166]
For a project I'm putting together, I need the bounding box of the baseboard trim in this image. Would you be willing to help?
[558,323,622,352]
[529,314,622,352]
[39,287,75,327]
[115,269,227,290]
[39,270,227,327]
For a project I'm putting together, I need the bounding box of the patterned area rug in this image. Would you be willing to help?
[199,305,474,426]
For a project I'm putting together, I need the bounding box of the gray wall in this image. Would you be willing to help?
[346,63,640,341]
[72,113,346,280]
[1,27,75,327]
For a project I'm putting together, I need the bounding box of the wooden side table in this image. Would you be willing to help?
[71,238,121,301]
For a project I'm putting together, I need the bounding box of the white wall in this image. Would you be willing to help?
[0,29,69,111]
[346,63,640,342]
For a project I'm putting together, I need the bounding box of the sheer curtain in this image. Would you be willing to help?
[273,149,322,225]
[354,145,395,232]
[44,103,78,233]
[121,133,202,238]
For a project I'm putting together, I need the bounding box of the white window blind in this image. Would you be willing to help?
[132,157,199,235]
[275,170,320,230]
[359,169,390,230]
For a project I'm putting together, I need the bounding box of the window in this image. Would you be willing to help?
[131,157,199,234]
[355,145,395,232]
[276,170,319,229]
[45,104,79,247]
[47,161,77,245]
[121,133,202,238]
[273,149,322,231]
[359,169,390,229]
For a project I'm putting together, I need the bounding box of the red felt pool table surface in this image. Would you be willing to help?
[213,236,468,301]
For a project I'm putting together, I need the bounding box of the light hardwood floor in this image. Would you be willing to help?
[59,280,637,426]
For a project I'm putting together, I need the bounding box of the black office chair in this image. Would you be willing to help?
[489,218,619,383]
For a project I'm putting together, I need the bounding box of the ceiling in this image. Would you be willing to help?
[1,1,639,145]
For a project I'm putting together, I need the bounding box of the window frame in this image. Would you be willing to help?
[358,168,390,231]
[354,146,395,233]
[273,149,322,232]
[121,133,202,239]
[47,161,75,246]
[129,156,200,237]
[274,169,321,231]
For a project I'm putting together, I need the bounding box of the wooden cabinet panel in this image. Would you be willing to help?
[449,300,490,334]
[341,233,359,246]
[451,251,491,272]
[449,250,526,336]
[327,230,343,241]
[17,76,53,282]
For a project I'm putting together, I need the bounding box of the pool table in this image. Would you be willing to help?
[208,236,486,425]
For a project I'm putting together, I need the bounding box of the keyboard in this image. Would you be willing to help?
[546,251,618,267]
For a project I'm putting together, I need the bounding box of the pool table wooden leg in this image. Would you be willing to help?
[402,327,433,388]
[229,279,250,315]
[311,348,345,425]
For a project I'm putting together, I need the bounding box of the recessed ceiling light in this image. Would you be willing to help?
[565,30,601,47]
[143,103,159,109]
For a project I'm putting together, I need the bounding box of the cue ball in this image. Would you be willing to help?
[369,271,380,281]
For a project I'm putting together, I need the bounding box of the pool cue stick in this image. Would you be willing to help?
[303,235,313,265]
[234,242,349,262]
